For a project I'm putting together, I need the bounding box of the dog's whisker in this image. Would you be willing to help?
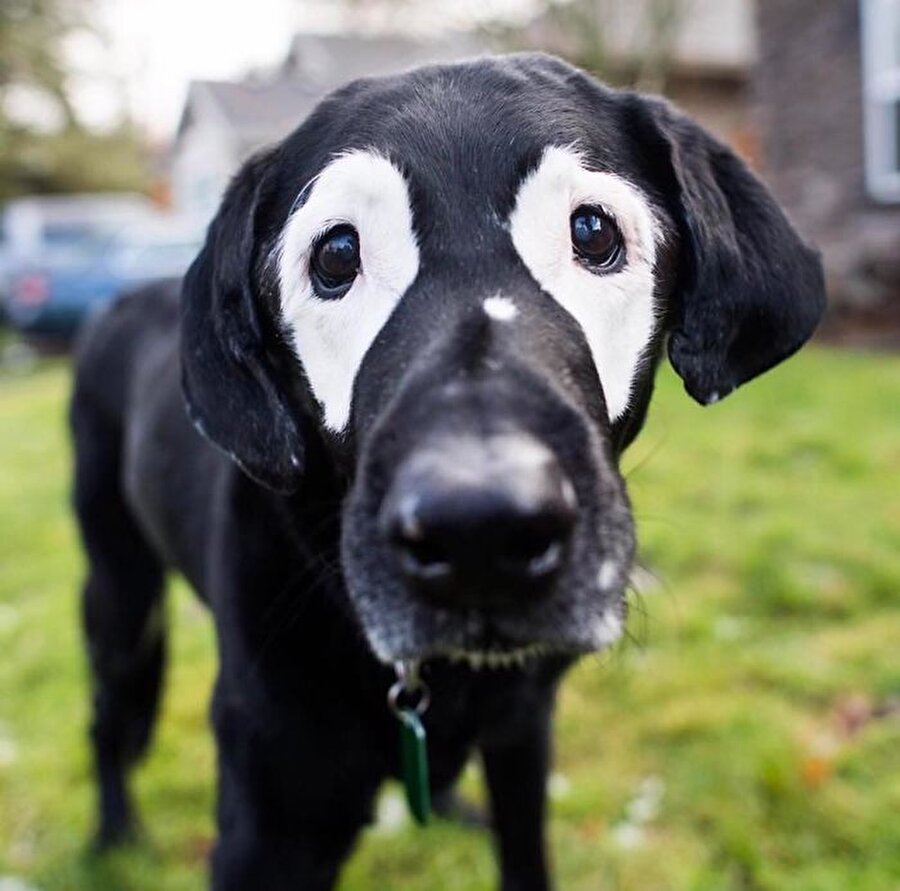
[621,433,671,482]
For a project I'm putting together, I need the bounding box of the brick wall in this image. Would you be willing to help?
[754,0,900,313]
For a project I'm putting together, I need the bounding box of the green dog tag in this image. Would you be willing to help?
[398,707,430,826]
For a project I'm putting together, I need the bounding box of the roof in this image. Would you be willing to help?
[283,31,484,82]
[174,31,486,155]
[178,78,327,152]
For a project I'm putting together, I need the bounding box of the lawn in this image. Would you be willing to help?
[0,346,898,891]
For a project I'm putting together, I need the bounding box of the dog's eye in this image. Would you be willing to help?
[570,206,623,271]
[310,225,360,298]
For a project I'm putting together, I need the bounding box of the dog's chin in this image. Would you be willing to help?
[360,604,627,670]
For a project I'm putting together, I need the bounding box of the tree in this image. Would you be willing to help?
[0,0,149,199]
[0,0,83,125]
[489,0,689,93]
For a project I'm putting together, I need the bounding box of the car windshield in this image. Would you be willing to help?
[25,222,118,268]
[107,236,201,279]
[44,223,103,246]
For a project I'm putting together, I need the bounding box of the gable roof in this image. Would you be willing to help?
[283,31,484,82]
[177,78,326,155]
[174,31,486,157]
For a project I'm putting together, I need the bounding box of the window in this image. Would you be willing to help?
[862,0,900,201]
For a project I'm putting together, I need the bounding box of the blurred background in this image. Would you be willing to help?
[0,2,898,890]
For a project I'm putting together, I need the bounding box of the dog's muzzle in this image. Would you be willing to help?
[342,342,634,666]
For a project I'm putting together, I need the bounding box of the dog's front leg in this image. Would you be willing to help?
[481,691,555,891]
[209,679,382,891]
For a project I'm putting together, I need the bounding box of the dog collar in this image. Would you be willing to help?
[388,660,431,826]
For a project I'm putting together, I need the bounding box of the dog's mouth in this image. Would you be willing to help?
[399,605,626,671]
[428,641,557,670]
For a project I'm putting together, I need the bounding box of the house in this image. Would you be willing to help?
[755,0,900,322]
[171,77,325,220]
[170,33,483,220]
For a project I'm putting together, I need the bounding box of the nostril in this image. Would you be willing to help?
[499,539,565,578]
[384,497,455,581]
[527,541,564,577]
[494,510,572,579]
[392,529,453,580]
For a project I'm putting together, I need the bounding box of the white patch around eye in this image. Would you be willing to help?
[483,295,518,321]
[276,150,419,432]
[508,145,661,421]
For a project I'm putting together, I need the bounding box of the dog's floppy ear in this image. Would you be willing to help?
[630,96,826,405]
[181,149,305,494]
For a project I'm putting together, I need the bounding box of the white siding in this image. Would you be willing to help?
[861,0,900,202]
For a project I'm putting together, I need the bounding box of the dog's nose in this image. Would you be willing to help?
[380,435,576,605]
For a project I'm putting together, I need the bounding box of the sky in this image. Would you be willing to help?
[66,0,538,140]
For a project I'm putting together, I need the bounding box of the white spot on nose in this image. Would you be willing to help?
[593,609,623,648]
[483,295,518,321]
[598,559,619,590]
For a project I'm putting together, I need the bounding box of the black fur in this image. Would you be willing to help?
[624,95,825,404]
[70,54,825,890]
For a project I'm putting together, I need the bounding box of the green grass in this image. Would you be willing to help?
[1,347,898,891]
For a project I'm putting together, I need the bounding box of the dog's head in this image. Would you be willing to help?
[181,54,825,666]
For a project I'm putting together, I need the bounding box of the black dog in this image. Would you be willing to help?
[70,53,824,890]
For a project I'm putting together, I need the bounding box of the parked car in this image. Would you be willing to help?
[4,218,203,341]
[0,193,155,302]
